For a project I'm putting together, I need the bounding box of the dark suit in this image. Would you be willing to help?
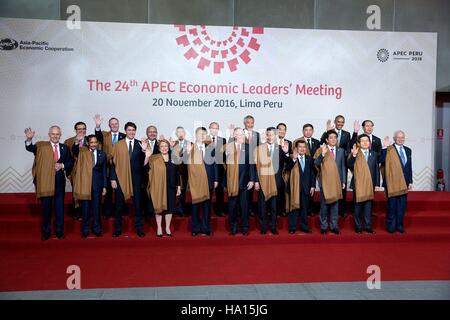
[72,144,107,234]
[322,130,351,216]
[95,128,126,218]
[381,144,412,232]
[172,140,189,216]
[347,150,381,231]
[351,132,382,153]
[285,155,316,231]
[188,143,218,234]
[303,136,320,215]
[110,139,146,234]
[255,143,290,233]
[224,143,256,234]
[26,141,73,238]
[314,146,346,231]
[210,136,227,216]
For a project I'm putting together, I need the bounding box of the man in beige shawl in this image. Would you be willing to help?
[185,127,218,236]
[380,130,413,234]
[72,134,107,238]
[224,127,256,236]
[93,114,126,219]
[314,130,346,235]
[347,134,383,234]
[285,139,316,234]
[25,126,73,240]
[254,127,290,235]
[64,121,88,220]
[110,122,146,238]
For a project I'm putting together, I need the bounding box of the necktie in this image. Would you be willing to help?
[364,150,369,162]
[79,138,84,147]
[369,137,372,150]
[179,141,184,157]
[53,144,58,162]
[112,133,117,145]
[248,131,252,144]
[307,138,312,151]
[150,140,154,151]
[91,149,96,168]
[128,140,133,158]
[212,136,215,145]
[330,147,335,160]
[199,145,204,160]
[236,144,241,163]
[269,144,273,157]
[300,156,305,171]
[279,138,282,146]
[400,146,407,165]
[337,131,341,144]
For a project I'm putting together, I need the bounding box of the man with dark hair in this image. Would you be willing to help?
[185,127,218,236]
[142,125,160,219]
[242,115,260,217]
[314,130,346,235]
[110,122,146,237]
[321,115,351,218]
[93,114,126,219]
[24,126,73,240]
[347,134,383,234]
[293,123,320,216]
[275,122,292,217]
[72,134,107,238]
[285,139,316,234]
[351,119,382,153]
[64,121,89,220]
[254,127,290,235]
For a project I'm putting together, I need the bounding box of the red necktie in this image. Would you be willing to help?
[53,144,58,162]
[330,147,335,160]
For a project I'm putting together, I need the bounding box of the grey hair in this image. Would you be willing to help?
[393,130,405,137]
[48,125,61,133]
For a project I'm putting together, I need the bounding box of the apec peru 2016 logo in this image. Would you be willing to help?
[175,25,264,74]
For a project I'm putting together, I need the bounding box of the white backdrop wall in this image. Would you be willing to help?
[0,18,437,192]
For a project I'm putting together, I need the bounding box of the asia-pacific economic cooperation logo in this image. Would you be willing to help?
[377,48,389,62]
[175,25,264,74]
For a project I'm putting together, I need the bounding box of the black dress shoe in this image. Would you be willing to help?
[320,229,327,235]
[396,228,405,234]
[242,231,249,236]
[82,232,89,238]
[41,233,50,241]
[191,232,199,236]
[157,233,163,237]
[94,231,103,237]
[288,230,296,234]
[137,230,145,237]
[204,231,212,236]
[113,231,121,237]
[56,233,65,240]
[355,229,363,234]
[271,229,279,235]
[331,228,341,235]
[365,228,376,234]
[165,232,173,237]
[387,229,395,234]
[302,228,312,234]
[260,230,267,235]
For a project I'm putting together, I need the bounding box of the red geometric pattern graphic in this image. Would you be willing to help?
[175,25,264,74]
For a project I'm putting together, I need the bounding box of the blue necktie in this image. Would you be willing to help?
[364,150,369,162]
[269,144,273,157]
[112,133,117,145]
[300,156,305,171]
[400,146,406,165]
